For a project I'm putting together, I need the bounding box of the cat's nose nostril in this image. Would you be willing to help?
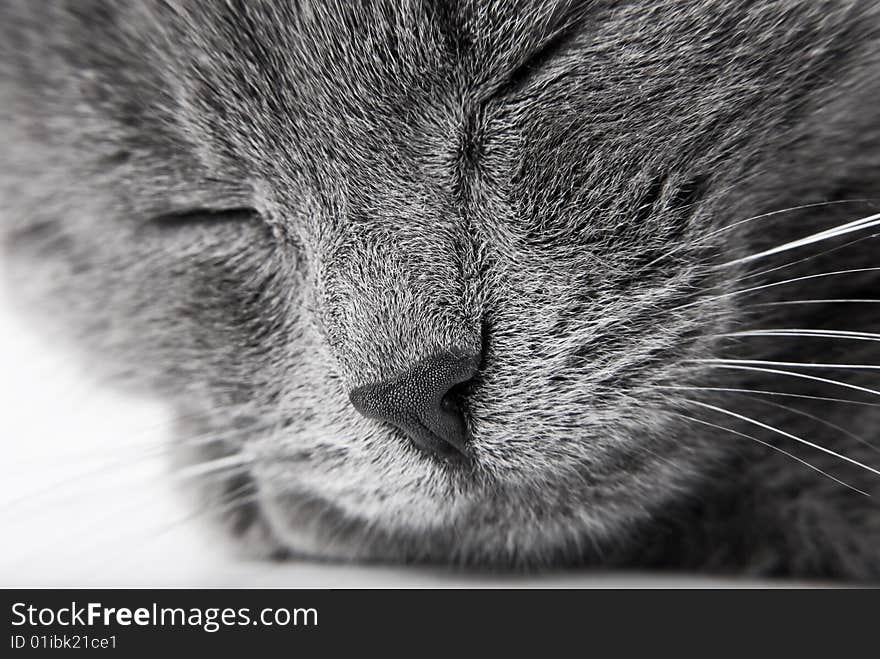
[348,351,479,463]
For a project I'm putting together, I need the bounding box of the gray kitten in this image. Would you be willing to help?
[2,0,880,581]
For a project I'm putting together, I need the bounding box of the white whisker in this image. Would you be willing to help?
[0,419,266,514]
[693,358,880,371]
[746,397,880,454]
[734,232,880,282]
[636,199,876,271]
[685,400,880,480]
[720,211,880,267]
[0,458,254,529]
[674,412,869,496]
[703,200,879,241]
[692,362,880,400]
[752,299,880,306]
[170,453,253,481]
[672,268,880,312]
[652,384,880,407]
[717,329,880,342]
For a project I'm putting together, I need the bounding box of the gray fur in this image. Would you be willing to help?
[2,0,880,580]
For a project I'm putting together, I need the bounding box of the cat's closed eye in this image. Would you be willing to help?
[147,207,261,230]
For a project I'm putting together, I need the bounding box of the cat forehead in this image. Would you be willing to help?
[152,2,582,197]
[166,1,573,131]
[174,0,579,71]
[159,2,845,140]
[156,2,679,183]
[78,0,860,204]
[167,1,834,92]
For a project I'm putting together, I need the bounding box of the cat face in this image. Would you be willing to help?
[3,1,878,565]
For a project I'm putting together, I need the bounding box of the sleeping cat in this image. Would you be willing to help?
[2,0,879,581]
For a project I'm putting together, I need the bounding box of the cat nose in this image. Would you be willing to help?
[349,351,479,463]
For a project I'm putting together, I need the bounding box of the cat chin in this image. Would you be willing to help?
[189,404,707,566]
[236,472,652,568]
[247,471,471,562]
[257,497,382,563]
